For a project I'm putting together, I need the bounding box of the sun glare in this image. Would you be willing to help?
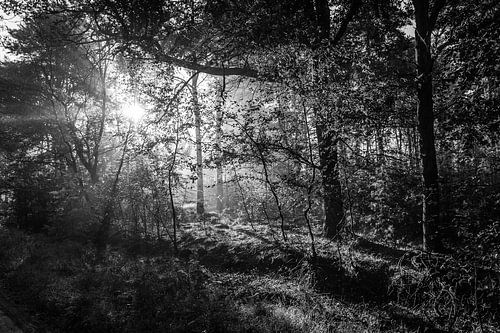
[121,102,145,122]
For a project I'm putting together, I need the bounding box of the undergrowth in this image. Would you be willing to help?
[0,221,499,333]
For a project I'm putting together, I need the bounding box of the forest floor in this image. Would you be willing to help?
[0,215,497,332]
[176,216,439,332]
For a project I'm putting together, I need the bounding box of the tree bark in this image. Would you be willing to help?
[215,79,225,214]
[316,121,344,238]
[89,60,108,185]
[413,0,443,252]
[310,0,348,239]
[168,120,180,254]
[192,72,205,215]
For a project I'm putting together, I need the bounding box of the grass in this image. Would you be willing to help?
[0,216,498,332]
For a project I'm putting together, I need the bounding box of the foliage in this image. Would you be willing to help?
[392,251,500,332]
[0,0,499,332]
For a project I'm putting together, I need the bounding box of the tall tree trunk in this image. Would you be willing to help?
[311,0,346,239]
[303,102,317,257]
[316,121,344,238]
[168,120,180,254]
[215,79,225,214]
[90,61,108,185]
[407,127,414,169]
[396,128,402,159]
[215,153,223,213]
[192,72,204,215]
[413,0,443,252]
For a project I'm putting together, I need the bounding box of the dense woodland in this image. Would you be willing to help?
[0,0,498,332]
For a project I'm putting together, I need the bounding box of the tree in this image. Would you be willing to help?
[0,62,57,232]
[411,0,447,252]
[214,77,226,214]
[7,0,491,252]
[4,11,117,189]
[191,72,205,215]
[53,0,362,238]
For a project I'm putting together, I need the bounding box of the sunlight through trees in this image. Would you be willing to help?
[0,0,498,332]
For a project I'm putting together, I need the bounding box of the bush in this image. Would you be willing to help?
[0,231,217,332]
[391,252,500,332]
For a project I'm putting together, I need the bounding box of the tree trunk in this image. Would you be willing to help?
[310,0,346,239]
[192,72,204,215]
[215,79,225,214]
[407,127,415,169]
[89,169,99,184]
[413,0,443,252]
[168,120,180,254]
[89,62,108,185]
[376,127,385,166]
[216,158,223,213]
[316,121,344,238]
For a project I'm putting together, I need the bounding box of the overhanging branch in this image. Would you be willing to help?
[159,55,260,78]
